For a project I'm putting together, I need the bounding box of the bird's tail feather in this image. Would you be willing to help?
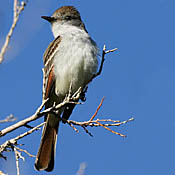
[35,114,59,172]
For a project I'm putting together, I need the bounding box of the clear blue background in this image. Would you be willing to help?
[1,0,175,174]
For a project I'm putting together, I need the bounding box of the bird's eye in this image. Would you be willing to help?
[65,16,72,20]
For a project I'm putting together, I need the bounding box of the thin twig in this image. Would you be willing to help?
[96,120,126,137]
[81,125,93,137]
[14,147,20,175]
[67,122,79,133]
[0,0,27,64]
[14,146,35,158]
[63,97,134,137]
[0,170,7,175]
[90,45,118,81]
[68,117,134,127]
[0,123,44,154]
[90,97,105,121]
[11,122,44,142]
[66,117,134,137]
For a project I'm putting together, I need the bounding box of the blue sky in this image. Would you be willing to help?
[1,0,175,174]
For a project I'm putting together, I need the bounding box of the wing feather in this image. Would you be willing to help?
[43,36,61,100]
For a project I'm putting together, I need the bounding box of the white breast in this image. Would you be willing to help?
[53,26,98,96]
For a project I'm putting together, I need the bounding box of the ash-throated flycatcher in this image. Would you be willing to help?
[35,6,98,172]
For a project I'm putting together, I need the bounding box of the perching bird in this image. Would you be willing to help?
[35,6,98,172]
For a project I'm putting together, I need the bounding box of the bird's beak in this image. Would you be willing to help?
[41,16,55,22]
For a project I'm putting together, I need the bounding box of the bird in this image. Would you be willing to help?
[35,6,98,172]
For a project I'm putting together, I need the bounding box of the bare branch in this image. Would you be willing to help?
[14,146,25,175]
[0,99,47,137]
[14,147,21,175]
[0,0,27,64]
[60,96,133,137]
[89,96,105,121]
[96,120,126,137]
[56,97,134,137]
[66,116,134,137]
[0,122,44,155]
[0,89,81,137]
[81,125,93,137]
[11,122,44,142]
[14,146,35,158]
[0,170,7,175]
[68,117,134,128]
[90,45,118,82]
[67,122,79,133]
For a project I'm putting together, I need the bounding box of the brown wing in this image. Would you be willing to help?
[43,36,61,100]
[44,67,55,100]
[43,35,61,65]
